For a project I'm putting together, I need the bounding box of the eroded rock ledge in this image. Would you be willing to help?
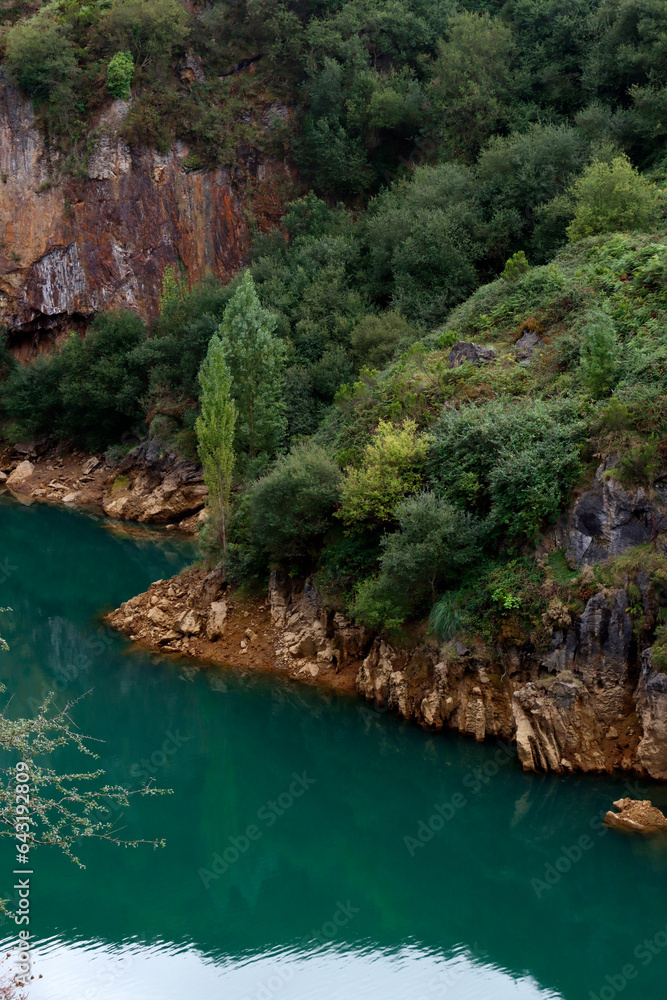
[0,442,207,529]
[105,565,667,778]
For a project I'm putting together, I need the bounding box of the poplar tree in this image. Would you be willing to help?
[196,333,237,552]
[216,271,286,459]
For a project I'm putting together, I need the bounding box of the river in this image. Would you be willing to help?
[0,495,666,1000]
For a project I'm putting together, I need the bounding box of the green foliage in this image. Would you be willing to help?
[567,156,663,241]
[216,272,286,460]
[196,334,237,552]
[4,13,80,128]
[614,438,660,488]
[103,0,190,71]
[349,576,407,633]
[428,12,526,161]
[501,251,530,283]
[379,491,483,606]
[107,51,134,99]
[338,419,429,527]
[1,312,148,449]
[579,309,619,398]
[247,443,341,563]
[350,311,417,369]
[430,398,583,540]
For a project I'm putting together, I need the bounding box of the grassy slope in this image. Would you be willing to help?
[314,232,667,660]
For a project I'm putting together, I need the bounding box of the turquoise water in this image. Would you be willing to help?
[1,495,667,1000]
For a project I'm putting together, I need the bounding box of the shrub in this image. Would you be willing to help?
[350,311,417,369]
[349,575,406,633]
[501,251,530,283]
[379,492,484,606]
[579,309,619,399]
[2,312,148,448]
[103,0,190,71]
[248,443,342,562]
[615,438,660,488]
[567,156,663,241]
[107,51,134,99]
[430,398,583,540]
[337,419,429,527]
[4,14,80,127]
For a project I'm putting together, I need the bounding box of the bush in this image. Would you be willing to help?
[380,492,484,606]
[248,443,342,562]
[430,398,583,539]
[501,251,530,283]
[4,14,80,127]
[615,438,660,488]
[428,592,464,641]
[337,419,429,527]
[1,312,148,449]
[107,51,134,99]
[567,156,663,241]
[579,309,619,399]
[349,575,406,633]
[350,311,417,368]
[103,0,190,72]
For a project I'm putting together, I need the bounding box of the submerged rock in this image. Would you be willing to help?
[604,798,667,834]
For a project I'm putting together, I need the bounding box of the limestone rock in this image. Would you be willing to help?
[634,649,667,780]
[0,471,7,483]
[555,469,661,565]
[206,601,228,641]
[604,798,667,834]
[0,72,288,340]
[176,610,201,636]
[512,676,606,773]
[448,342,496,368]
[81,456,100,475]
[7,460,35,486]
[515,329,540,362]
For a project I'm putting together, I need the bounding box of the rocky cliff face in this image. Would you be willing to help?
[354,467,667,777]
[0,72,286,354]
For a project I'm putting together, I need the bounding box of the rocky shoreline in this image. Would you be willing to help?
[0,440,207,530]
[5,438,667,782]
[106,562,667,780]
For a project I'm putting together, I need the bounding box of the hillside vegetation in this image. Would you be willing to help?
[3,0,667,652]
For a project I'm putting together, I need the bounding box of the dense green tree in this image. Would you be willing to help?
[107,51,135,99]
[103,0,190,70]
[217,272,287,459]
[428,12,527,161]
[579,309,619,398]
[196,335,237,552]
[338,419,429,527]
[380,492,484,605]
[567,155,663,240]
[4,14,80,128]
[248,443,341,562]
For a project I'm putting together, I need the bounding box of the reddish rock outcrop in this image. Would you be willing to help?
[0,74,287,352]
